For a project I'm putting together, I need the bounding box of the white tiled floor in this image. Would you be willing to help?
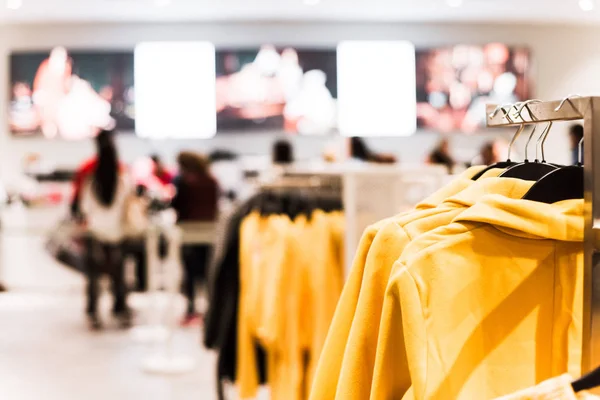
[0,228,221,400]
[0,289,220,400]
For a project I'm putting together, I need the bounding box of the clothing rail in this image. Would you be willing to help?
[260,176,343,192]
[486,96,600,375]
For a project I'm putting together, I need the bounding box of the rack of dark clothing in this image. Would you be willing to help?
[203,177,342,400]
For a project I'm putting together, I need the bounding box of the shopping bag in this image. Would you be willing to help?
[45,217,87,274]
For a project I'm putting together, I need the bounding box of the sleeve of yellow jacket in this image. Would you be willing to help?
[308,165,486,400]
[371,196,583,400]
[308,216,392,400]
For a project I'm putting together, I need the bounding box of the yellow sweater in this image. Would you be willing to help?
[309,165,487,400]
[237,212,293,399]
[331,174,531,400]
[371,196,584,400]
[238,211,346,400]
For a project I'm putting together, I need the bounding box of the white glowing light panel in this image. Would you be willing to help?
[135,42,216,139]
[337,41,416,137]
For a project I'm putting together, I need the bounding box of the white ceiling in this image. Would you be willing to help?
[0,0,599,24]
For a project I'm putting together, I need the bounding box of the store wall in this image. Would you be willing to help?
[1,21,599,181]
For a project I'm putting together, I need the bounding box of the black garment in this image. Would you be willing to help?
[84,238,127,315]
[204,194,266,384]
[182,244,211,315]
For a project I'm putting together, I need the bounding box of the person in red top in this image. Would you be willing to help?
[71,158,98,218]
[151,154,174,186]
[71,145,125,218]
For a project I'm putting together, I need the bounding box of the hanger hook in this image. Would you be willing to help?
[515,99,542,121]
[578,137,584,166]
[555,94,583,114]
[533,121,550,161]
[538,121,553,163]
[506,122,526,162]
[488,103,515,123]
[523,124,538,162]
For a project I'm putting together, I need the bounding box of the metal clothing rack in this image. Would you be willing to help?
[260,175,343,196]
[486,96,599,374]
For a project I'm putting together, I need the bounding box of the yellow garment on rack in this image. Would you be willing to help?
[309,165,487,400]
[371,196,584,400]
[269,210,346,400]
[329,173,527,400]
[237,210,346,400]
[306,211,346,389]
[494,374,599,400]
[268,215,306,400]
[237,212,292,399]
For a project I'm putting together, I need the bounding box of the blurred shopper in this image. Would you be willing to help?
[151,154,174,185]
[350,137,396,163]
[79,130,132,330]
[71,131,126,218]
[273,139,294,165]
[471,140,501,166]
[569,124,584,165]
[171,151,219,326]
[428,138,455,173]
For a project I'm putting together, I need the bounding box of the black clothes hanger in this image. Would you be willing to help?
[522,165,583,203]
[471,160,517,180]
[572,365,600,393]
[522,97,585,203]
[523,135,584,203]
[499,122,558,181]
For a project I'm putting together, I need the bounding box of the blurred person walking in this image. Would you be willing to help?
[171,152,219,326]
[471,140,502,166]
[428,138,456,173]
[349,137,396,163]
[569,124,584,165]
[79,130,133,330]
[151,154,174,185]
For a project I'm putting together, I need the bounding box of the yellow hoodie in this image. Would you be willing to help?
[371,196,583,400]
[237,212,293,399]
[309,165,487,400]
[330,174,532,400]
[238,210,346,400]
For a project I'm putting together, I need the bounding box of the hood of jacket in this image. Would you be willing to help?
[454,195,583,242]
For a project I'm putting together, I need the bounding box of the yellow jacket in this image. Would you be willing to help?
[371,196,583,400]
[238,210,346,400]
[309,166,487,400]
[237,212,293,399]
[330,175,532,400]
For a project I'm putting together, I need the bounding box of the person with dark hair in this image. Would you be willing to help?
[80,129,133,330]
[350,137,372,161]
[172,151,219,326]
[150,154,174,185]
[272,140,294,165]
[471,140,500,166]
[428,138,456,173]
[569,124,584,165]
[350,137,397,163]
